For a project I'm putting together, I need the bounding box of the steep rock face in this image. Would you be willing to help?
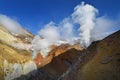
[60,30,120,80]
[0,26,37,79]
[38,45,83,79]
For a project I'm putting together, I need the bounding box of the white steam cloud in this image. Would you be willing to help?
[31,22,60,58]
[39,22,60,42]
[0,14,25,35]
[32,2,119,58]
[60,18,74,39]
[37,2,119,48]
[91,16,118,41]
[31,35,51,58]
[72,2,98,47]
[0,2,119,58]
[31,19,75,58]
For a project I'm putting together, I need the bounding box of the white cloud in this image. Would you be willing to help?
[36,2,120,50]
[91,16,118,41]
[0,14,25,35]
[39,21,60,42]
[31,35,51,58]
[31,22,60,58]
[59,18,74,39]
[0,2,118,58]
[95,16,117,33]
[72,2,98,47]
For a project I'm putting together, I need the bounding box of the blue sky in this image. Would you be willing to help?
[0,0,120,34]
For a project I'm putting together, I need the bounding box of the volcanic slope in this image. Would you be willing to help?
[60,30,120,80]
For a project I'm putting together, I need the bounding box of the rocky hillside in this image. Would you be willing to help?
[0,25,83,80]
[60,30,120,80]
[15,30,120,80]
[0,25,120,80]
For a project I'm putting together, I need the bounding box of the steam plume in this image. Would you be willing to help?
[39,22,60,42]
[72,2,98,47]
[60,18,74,39]
[32,2,119,58]
[0,2,119,58]
[31,35,51,58]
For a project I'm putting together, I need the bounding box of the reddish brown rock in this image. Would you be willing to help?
[35,44,83,79]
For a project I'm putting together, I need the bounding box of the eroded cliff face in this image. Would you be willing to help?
[0,40,37,80]
[60,30,120,80]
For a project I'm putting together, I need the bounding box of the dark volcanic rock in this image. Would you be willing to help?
[101,56,112,64]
